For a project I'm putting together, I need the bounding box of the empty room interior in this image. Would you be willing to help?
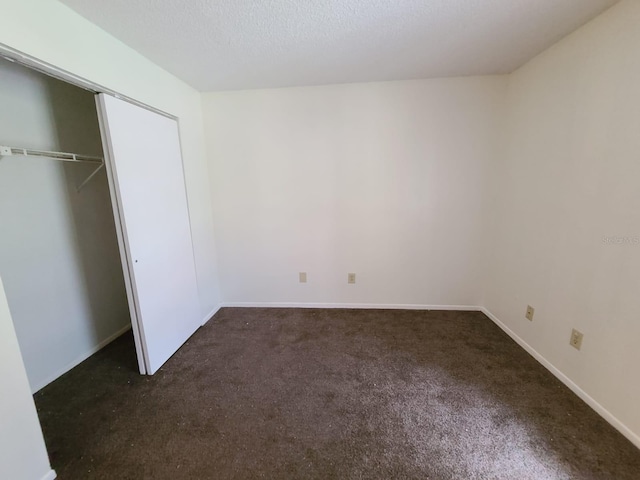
[1,0,639,479]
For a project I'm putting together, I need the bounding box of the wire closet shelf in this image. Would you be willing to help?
[0,145,105,192]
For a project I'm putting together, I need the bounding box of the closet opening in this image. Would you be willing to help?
[0,56,135,392]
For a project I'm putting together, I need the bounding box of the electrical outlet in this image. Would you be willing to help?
[570,329,584,350]
[525,305,535,321]
[348,273,356,284]
[299,272,307,283]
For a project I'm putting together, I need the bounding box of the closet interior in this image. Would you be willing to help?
[0,57,133,393]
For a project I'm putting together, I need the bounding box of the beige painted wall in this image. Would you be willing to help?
[203,77,506,307]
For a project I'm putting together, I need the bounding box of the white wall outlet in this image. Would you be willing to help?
[570,329,584,350]
[0,145,12,156]
[525,305,535,321]
[348,273,356,284]
[299,272,307,283]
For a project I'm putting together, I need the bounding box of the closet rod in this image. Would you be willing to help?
[0,145,103,164]
[0,145,105,192]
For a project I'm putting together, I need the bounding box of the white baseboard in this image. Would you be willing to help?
[32,324,132,393]
[481,307,640,449]
[221,302,482,311]
[40,469,57,480]
[202,304,222,325]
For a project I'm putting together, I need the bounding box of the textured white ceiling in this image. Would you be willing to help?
[59,0,617,92]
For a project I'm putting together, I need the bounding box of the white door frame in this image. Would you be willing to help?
[0,42,175,120]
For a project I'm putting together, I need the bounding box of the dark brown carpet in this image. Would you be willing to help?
[34,308,640,479]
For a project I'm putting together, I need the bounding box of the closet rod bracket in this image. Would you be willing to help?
[76,161,105,192]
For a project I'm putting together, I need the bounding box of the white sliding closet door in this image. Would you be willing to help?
[96,94,200,375]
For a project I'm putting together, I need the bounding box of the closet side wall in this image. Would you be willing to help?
[0,60,130,392]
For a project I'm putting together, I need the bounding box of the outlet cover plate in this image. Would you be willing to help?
[525,305,535,321]
[570,329,584,350]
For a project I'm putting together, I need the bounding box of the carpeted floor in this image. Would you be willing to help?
[34,308,640,479]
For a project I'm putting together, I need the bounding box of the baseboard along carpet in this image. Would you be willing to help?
[34,308,640,479]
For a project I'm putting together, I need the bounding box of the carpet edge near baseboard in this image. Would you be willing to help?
[32,324,132,394]
[481,306,640,450]
[220,302,483,311]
